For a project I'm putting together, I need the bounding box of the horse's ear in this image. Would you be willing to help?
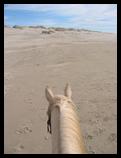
[64,83,72,99]
[45,86,54,104]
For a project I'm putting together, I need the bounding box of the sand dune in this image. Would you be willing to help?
[4,27,117,154]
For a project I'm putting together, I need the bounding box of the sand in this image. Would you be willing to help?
[4,27,117,154]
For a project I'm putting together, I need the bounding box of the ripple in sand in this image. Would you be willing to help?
[47,62,70,68]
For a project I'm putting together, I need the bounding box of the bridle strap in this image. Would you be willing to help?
[47,114,52,134]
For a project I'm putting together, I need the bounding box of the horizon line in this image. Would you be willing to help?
[4,24,117,34]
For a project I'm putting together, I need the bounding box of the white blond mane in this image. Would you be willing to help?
[45,84,86,154]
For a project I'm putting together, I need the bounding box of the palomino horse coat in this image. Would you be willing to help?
[45,83,86,154]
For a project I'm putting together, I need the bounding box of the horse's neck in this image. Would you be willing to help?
[51,104,86,154]
[60,106,84,154]
[51,106,60,154]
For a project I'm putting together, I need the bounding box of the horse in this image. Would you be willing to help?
[45,83,86,154]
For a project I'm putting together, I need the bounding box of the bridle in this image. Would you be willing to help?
[47,114,51,134]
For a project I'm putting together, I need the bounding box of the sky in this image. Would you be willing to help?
[4,4,117,33]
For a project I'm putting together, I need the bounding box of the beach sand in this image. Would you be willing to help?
[4,27,117,154]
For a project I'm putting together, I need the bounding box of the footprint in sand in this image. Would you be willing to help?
[4,85,12,96]
[108,133,117,142]
[93,128,105,136]
[13,144,25,153]
[16,126,32,135]
[88,145,96,154]
[103,116,110,122]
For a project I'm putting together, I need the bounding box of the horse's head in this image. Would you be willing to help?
[45,83,72,133]
[45,83,72,105]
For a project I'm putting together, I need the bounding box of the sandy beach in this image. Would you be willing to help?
[4,27,117,154]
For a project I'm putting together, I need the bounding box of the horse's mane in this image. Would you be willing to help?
[45,84,86,154]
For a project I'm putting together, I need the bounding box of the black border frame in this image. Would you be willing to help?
[1,0,118,157]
